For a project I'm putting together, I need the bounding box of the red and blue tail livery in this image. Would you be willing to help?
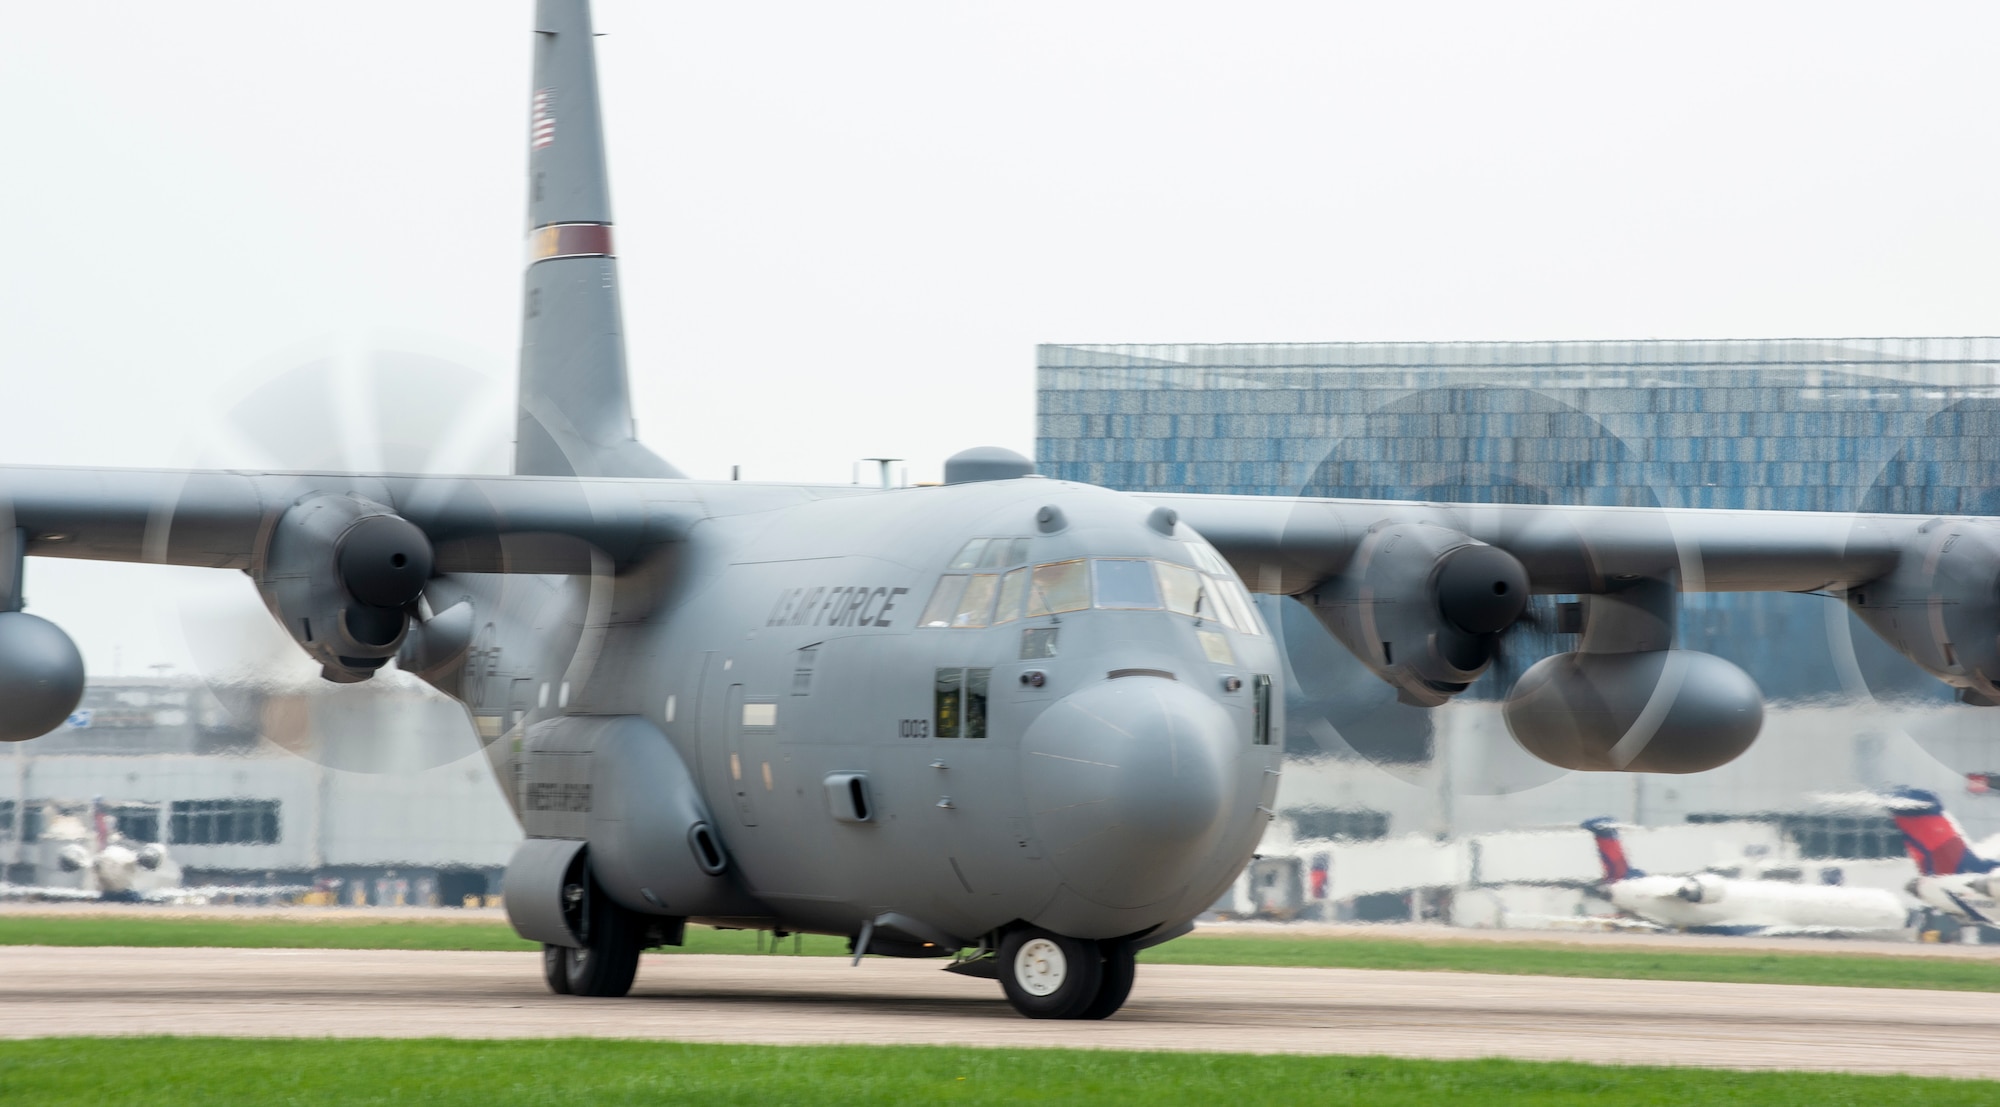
[1583,817,1643,883]
[1888,788,1998,877]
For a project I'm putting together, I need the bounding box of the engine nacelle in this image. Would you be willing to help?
[1304,522,1529,707]
[1504,650,1763,773]
[254,494,434,683]
[1848,522,2000,704]
[0,611,85,741]
[1676,873,1729,905]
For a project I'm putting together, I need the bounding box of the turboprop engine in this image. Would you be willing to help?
[253,494,434,683]
[1302,522,1530,707]
[1846,521,2000,705]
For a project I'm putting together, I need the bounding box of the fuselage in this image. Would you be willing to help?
[1607,874,1909,935]
[458,476,1283,946]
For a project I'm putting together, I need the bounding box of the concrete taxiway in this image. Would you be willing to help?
[3,945,1996,1076]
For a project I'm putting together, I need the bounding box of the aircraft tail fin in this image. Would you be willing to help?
[1888,787,1999,876]
[516,0,680,479]
[1583,817,1643,882]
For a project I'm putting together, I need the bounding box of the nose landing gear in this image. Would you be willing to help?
[997,927,1137,1019]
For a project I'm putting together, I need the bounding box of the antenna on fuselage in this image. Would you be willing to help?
[862,458,902,490]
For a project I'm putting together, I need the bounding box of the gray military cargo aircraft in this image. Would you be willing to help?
[0,0,1995,1019]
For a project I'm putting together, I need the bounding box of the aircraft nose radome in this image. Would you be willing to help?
[1021,676,1237,910]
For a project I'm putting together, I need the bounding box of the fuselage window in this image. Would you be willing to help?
[952,536,1030,570]
[1092,558,1162,609]
[1197,574,1238,631]
[1198,629,1234,664]
[919,575,972,628]
[1154,561,1202,616]
[981,537,1029,569]
[1020,627,1059,659]
[935,668,962,736]
[933,667,992,737]
[1252,674,1273,745]
[953,573,1001,627]
[1027,559,1090,616]
[994,567,1028,624]
[1220,578,1265,635]
[949,539,991,569]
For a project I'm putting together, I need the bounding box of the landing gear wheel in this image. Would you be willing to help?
[541,943,573,994]
[1079,939,1136,1020]
[999,928,1105,1019]
[559,879,644,997]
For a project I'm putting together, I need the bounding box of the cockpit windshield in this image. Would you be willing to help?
[921,548,1264,634]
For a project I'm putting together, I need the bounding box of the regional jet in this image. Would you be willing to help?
[1583,818,1910,937]
[1886,788,2000,927]
[1,0,1996,1017]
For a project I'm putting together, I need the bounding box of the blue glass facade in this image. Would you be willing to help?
[1037,339,2000,726]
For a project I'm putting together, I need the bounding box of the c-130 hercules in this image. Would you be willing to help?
[2,0,1997,1019]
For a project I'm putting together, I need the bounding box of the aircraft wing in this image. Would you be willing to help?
[1140,491,1905,596]
[0,464,754,575]
[1143,490,2000,767]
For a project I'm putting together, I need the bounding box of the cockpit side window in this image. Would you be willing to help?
[919,575,972,628]
[993,567,1029,625]
[954,574,1000,627]
[1196,574,1238,631]
[1027,559,1090,616]
[1092,559,1161,609]
[1154,561,1202,616]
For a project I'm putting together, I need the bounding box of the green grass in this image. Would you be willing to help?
[4,915,1996,993]
[0,1039,1992,1106]
[0,915,847,956]
[1140,934,2000,992]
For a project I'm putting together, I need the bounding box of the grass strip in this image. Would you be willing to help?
[1142,935,2000,992]
[0,1038,1993,1107]
[4,915,1997,993]
[0,915,846,955]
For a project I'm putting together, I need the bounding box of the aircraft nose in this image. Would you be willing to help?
[1020,675,1238,909]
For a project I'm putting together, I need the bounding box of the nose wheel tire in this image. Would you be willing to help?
[1079,939,1136,1020]
[999,928,1116,1019]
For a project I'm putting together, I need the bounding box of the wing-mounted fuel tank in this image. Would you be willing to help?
[1301,522,1530,707]
[1503,578,1763,774]
[1845,520,2000,705]
[252,493,435,683]
[504,715,749,947]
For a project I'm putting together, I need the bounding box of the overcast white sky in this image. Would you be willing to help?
[4,1,1999,673]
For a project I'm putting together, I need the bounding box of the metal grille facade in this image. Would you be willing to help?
[1037,337,2000,704]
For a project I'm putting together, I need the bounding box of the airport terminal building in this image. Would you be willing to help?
[1,676,516,903]
[1037,337,2000,880]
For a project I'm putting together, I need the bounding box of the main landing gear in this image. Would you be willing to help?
[541,874,644,998]
[997,927,1137,1019]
